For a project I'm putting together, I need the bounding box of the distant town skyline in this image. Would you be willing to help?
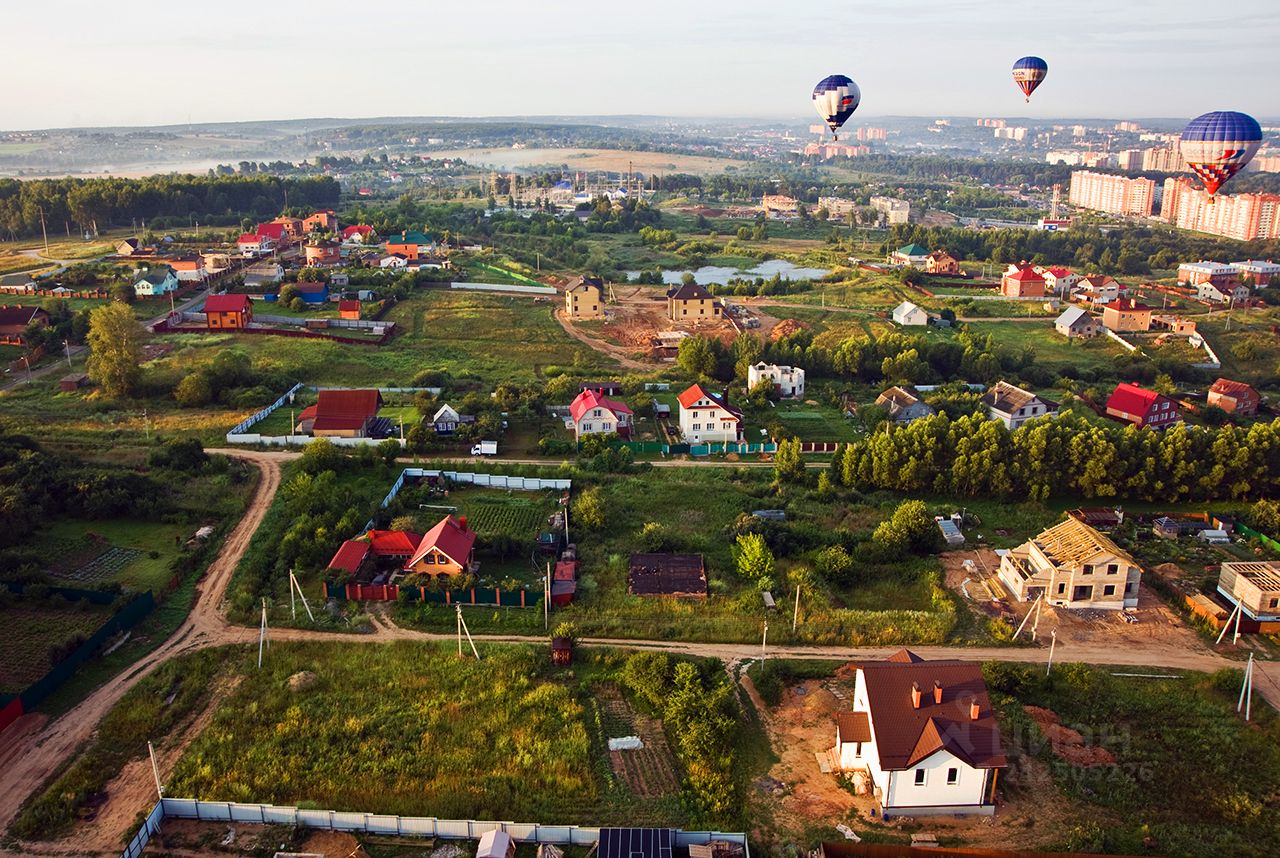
[6,0,1278,130]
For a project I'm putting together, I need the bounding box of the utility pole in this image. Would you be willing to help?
[63,340,72,370]
[257,598,269,668]
[1238,652,1255,721]
[544,562,551,630]
[1045,629,1057,677]
[38,206,49,257]
[761,620,769,662]
[793,584,801,632]
[455,605,480,659]
[147,741,164,800]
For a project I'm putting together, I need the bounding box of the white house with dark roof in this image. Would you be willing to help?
[832,649,1007,817]
[1054,306,1099,339]
[980,381,1058,429]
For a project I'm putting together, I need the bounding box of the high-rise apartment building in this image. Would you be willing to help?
[1068,171,1157,217]
[1160,177,1280,241]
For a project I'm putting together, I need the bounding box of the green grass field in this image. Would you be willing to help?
[964,320,1129,371]
[29,519,189,592]
[0,595,116,693]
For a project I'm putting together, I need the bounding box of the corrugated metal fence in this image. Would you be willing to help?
[121,798,748,858]
[369,468,571,529]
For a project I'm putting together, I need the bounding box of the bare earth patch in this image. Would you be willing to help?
[1024,705,1116,767]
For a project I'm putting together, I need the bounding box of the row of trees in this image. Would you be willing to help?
[827,411,1280,502]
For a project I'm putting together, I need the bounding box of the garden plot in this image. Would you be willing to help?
[596,683,680,798]
[50,546,144,585]
[0,599,115,693]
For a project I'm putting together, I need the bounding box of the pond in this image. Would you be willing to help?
[627,259,830,286]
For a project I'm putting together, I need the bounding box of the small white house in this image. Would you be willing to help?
[132,266,179,296]
[892,301,928,327]
[380,254,409,269]
[677,383,742,443]
[747,362,805,398]
[832,650,1006,817]
[980,381,1057,429]
[568,389,633,440]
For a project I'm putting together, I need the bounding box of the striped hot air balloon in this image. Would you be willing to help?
[1011,56,1048,102]
[1180,111,1263,203]
[812,75,860,140]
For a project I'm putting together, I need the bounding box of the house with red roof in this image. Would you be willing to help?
[569,389,633,440]
[366,530,423,558]
[342,225,377,244]
[237,233,272,256]
[338,299,361,320]
[255,222,292,243]
[304,240,342,267]
[832,649,1006,817]
[1039,266,1080,296]
[1207,378,1260,416]
[677,384,742,443]
[1105,382,1181,429]
[309,389,384,438]
[203,293,253,330]
[1197,279,1250,305]
[403,515,476,578]
[1100,298,1151,332]
[327,540,371,576]
[1000,266,1045,298]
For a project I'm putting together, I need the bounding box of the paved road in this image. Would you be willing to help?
[0,447,1271,841]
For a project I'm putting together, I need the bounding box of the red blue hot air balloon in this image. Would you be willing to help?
[812,75,860,140]
[1011,56,1048,102]
[1180,111,1263,203]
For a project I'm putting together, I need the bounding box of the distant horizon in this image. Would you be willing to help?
[7,0,1277,129]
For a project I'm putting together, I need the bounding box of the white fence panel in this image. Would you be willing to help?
[437,818,474,837]
[400,816,438,836]
[198,801,233,821]
[332,810,367,830]
[230,803,266,822]
[505,823,540,840]
[263,805,298,824]
[297,808,334,828]
[367,814,402,834]
[571,827,602,846]
[538,826,575,843]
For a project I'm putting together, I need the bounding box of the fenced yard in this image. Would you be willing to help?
[0,597,116,693]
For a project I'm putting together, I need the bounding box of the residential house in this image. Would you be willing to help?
[133,266,179,297]
[242,262,283,288]
[201,251,231,273]
[1231,259,1280,287]
[666,282,722,323]
[0,305,49,345]
[891,300,928,326]
[341,224,377,244]
[627,554,708,598]
[677,384,742,443]
[327,540,372,577]
[1217,562,1280,631]
[385,230,434,260]
[875,386,935,424]
[403,515,476,578]
[237,233,272,257]
[304,240,342,267]
[1072,274,1124,305]
[924,250,961,276]
[1054,306,1099,339]
[1100,298,1152,332]
[203,294,253,330]
[1207,378,1260,416]
[364,530,424,562]
[59,373,89,392]
[256,221,294,244]
[565,275,605,320]
[430,404,475,435]
[293,281,330,304]
[1177,260,1237,287]
[338,299,361,320]
[890,244,931,268]
[980,381,1057,429]
[1105,382,1181,429]
[1000,266,1045,298]
[569,388,633,440]
[760,194,799,217]
[998,516,1142,610]
[379,253,408,269]
[164,255,206,282]
[1151,314,1197,335]
[831,649,1006,816]
[1039,266,1080,297]
[747,362,805,398]
[115,237,141,256]
[303,210,338,233]
[309,389,384,438]
[1197,280,1250,305]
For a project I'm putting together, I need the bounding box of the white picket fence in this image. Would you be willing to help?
[120,798,748,858]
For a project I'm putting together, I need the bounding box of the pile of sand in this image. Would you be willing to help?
[1024,705,1115,767]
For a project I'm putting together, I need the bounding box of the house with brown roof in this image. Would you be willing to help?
[1207,378,1260,416]
[924,250,960,276]
[309,389,384,438]
[1197,280,1250,305]
[998,517,1142,610]
[338,299,361,320]
[303,210,338,233]
[667,282,722,323]
[1072,274,1124,306]
[204,294,253,330]
[403,515,476,579]
[980,381,1057,429]
[832,649,1006,817]
[565,275,605,320]
[1101,298,1152,332]
[0,305,49,346]
[875,386,934,424]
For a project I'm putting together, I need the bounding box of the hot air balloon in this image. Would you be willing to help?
[812,75,860,140]
[1179,111,1262,203]
[1011,56,1048,102]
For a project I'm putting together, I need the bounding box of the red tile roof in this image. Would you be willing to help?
[342,225,375,239]
[366,529,423,556]
[1004,268,1044,282]
[1103,299,1150,313]
[295,281,328,294]
[1106,382,1161,416]
[338,300,361,312]
[237,233,261,244]
[204,294,252,314]
[1044,266,1075,278]
[255,223,288,240]
[1209,378,1257,399]
[569,388,633,423]
[405,515,476,569]
[315,389,381,420]
[676,384,741,419]
[327,540,371,573]
[837,711,872,743]
[858,650,1007,771]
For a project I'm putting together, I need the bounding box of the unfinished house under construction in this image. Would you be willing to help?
[998,517,1142,611]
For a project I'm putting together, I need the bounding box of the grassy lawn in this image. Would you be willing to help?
[769,399,864,443]
[964,320,1128,371]
[29,518,189,592]
[0,594,116,693]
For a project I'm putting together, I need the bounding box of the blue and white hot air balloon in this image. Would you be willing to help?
[812,75,860,140]
[1011,56,1048,102]
[1179,111,1263,202]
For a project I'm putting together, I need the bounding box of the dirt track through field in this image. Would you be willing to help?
[3,447,1278,854]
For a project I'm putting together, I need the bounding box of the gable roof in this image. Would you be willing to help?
[366,529,423,556]
[1209,377,1257,399]
[1044,266,1075,278]
[570,388,632,423]
[387,230,432,245]
[237,233,263,244]
[858,652,1007,771]
[981,381,1049,415]
[342,225,375,239]
[1055,306,1090,327]
[667,282,715,302]
[892,300,922,317]
[327,540,371,573]
[338,299,360,312]
[255,222,288,240]
[0,305,47,328]
[1030,516,1135,569]
[837,711,872,744]
[567,275,604,294]
[1106,382,1165,416]
[1004,267,1045,282]
[204,294,252,314]
[1102,298,1150,313]
[895,243,930,256]
[136,266,176,286]
[876,385,922,410]
[314,389,382,429]
[676,384,741,418]
[405,515,476,569]
[1080,274,1119,288]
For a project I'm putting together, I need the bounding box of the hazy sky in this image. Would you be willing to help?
[6,0,1278,129]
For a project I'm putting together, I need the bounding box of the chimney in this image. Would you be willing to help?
[457,515,468,532]
[970,701,981,721]
[933,680,942,705]
[911,682,921,709]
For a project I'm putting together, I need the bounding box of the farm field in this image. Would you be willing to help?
[0,594,116,693]
[27,518,191,593]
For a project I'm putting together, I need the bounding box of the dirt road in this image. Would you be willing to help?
[553,307,653,370]
[1,446,1274,845]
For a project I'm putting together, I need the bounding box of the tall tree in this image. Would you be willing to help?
[86,303,144,398]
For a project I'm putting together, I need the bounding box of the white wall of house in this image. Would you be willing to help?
[884,748,990,813]
[575,406,626,439]
[679,398,739,443]
[747,363,805,398]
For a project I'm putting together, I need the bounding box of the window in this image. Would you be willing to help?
[1057,583,1066,594]
[1270,598,1278,609]
[947,768,959,785]
[423,554,436,564]
[1082,565,1092,575]
[914,769,926,786]
[1108,564,1118,574]
[1104,584,1116,596]
[693,423,701,431]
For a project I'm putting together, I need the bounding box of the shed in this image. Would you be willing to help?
[551,636,573,666]
[1152,517,1182,540]
[477,830,516,858]
[936,517,965,545]
[627,554,708,598]
[59,373,89,392]
[1199,529,1231,544]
